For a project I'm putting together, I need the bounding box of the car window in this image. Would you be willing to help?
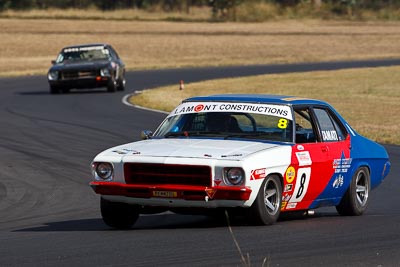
[57,46,111,63]
[294,108,317,143]
[313,108,345,142]
[154,112,293,143]
[108,47,119,59]
[330,114,347,141]
[153,101,294,142]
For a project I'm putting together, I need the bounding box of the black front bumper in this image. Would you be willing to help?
[49,76,110,90]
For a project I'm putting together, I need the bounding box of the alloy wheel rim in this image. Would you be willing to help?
[355,171,369,206]
[264,179,280,215]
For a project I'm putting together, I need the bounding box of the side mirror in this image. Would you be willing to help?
[141,130,153,140]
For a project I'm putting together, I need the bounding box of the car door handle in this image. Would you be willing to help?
[321,146,329,153]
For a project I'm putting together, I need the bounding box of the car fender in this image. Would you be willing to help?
[242,145,292,206]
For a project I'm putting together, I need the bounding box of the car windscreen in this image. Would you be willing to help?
[153,102,293,143]
[56,46,111,63]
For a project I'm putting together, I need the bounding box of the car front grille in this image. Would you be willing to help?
[124,163,212,187]
[61,70,97,80]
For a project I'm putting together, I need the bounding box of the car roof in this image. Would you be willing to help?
[184,94,327,106]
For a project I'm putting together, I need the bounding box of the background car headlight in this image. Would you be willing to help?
[48,71,59,80]
[94,162,114,180]
[100,68,111,77]
[224,167,245,185]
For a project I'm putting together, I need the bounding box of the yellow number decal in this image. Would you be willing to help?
[278,119,288,129]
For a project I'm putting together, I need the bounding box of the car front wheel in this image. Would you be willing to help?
[336,167,370,216]
[50,86,59,94]
[248,175,282,225]
[107,76,117,92]
[100,197,139,229]
[117,72,126,91]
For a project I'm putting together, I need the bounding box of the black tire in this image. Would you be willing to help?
[50,86,59,94]
[336,167,370,216]
[100,197,139,229]
[107,76,117,92]
[117,73,126,91]
[248,175,282,225]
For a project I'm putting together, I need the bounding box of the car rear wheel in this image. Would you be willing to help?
[248,175,282,225]
[336,167,370,216]
[100,197,139,229]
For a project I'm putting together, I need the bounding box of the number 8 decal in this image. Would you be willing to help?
[289,167,311,203]
[277,119,288,129]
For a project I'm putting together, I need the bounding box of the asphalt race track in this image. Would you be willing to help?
[0,60,399,267]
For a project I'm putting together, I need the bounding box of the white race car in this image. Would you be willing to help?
[90,94,390,229]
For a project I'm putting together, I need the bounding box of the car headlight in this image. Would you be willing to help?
[93,162,114,180]
[224,167,245,185]
[100,68,111,77]
[48,71,59,81]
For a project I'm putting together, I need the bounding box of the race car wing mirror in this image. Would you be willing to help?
[141,130,153,140]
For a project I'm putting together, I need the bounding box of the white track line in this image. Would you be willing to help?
[122,91,169,115]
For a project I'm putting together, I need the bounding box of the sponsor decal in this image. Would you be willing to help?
[168,102,292,120]
[284,184,293,192]
[295,151,312,166]
[333,175,344,189]
[112,149,140,155]
[283,194,292,202]
[286,203,297,209]
[322,130,339,141]
[297,145,305,151]
[64,46,106,52]
[221,154,243,158]
[194,104,204,112]
[285,166,296,183]
[250,168,267,180]
[112,150,127,155]
[281,201,288,209]
[333,156,352,173]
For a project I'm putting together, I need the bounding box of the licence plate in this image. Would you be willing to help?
[152,191,178,198]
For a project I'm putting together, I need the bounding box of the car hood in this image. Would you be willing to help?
[49,60,110,71]
[98,138,284,161]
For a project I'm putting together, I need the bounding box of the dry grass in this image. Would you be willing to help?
[131,66,400,145]
[0,7,211,21]
[1,19,400,76]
